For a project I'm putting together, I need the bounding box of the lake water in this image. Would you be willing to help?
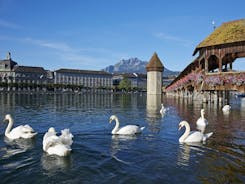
[0,93,244,184]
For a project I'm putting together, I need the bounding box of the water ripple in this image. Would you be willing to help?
[0,93,244,183]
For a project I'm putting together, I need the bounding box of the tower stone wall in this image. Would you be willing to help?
[147,71,162,95]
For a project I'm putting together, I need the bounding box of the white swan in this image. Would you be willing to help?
[109,115,145,135]
[222,105,231,113]
[160,104,166,115]
[3,114,37,140]
[178,121,213,143]
[196,109,208,133]
[43,127,73,157]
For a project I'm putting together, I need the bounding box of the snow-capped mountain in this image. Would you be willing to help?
[102,57,179,77]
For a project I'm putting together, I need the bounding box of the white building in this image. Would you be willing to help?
[0,52,112,92]
[54,69,112,89]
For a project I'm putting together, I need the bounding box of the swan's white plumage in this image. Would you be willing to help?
[160,104,166,115]
[182,131,204,143]
[109,115,145,135]
[222,105,231,113]
[196,109,208,133]
[115,125,144,135]
[60,129,74,146]
[179,121,213,143]
[3,114,37,140]
[43,127,73,157]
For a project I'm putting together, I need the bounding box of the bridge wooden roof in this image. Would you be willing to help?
[193,19,245,55]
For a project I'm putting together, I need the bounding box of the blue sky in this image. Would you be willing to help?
[0,0,244,71]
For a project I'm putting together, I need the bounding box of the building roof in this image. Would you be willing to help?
[55,68,112,76]
[0,59,18,70]
[193,19,245,55]
[146,52,164,72]
[13,66,46,73]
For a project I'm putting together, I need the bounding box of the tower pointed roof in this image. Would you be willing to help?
[146,52,164,72]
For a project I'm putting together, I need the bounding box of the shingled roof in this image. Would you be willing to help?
[146,52,164,72]
[193,19,245,55]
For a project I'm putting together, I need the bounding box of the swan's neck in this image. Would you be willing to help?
[201,112,205,119]
[5,118,13,136]
[179,122,190,142]
[112,117,120,134]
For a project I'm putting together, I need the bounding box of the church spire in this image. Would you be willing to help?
[6,52,11,60]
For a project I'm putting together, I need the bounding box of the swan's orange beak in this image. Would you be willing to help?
[178,124,182,131]
[109,119,112,123]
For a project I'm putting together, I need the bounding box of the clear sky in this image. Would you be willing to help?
[0,0,244,71]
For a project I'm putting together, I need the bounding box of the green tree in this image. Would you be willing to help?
[118,77,131,91]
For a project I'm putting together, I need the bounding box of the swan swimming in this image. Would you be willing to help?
[178,121,213,143]
[3,114,37,140]
[109,115,145,135]
[160,104,166,115]
[222,105,231,113]
[196,109,208,133]
[43,127,73,157]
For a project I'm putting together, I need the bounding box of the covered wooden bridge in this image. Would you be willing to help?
[166,19,245,99]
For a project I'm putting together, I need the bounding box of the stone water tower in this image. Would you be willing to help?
[146,52,164,95]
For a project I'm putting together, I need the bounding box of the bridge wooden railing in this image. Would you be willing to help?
[165,71,245,93]
[165,71,203,92]
[202,72,245,92]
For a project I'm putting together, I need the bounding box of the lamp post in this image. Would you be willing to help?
[212,20,216,30]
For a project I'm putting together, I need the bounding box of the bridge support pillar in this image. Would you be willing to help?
[210,91,218,103]
[216,90,230,104]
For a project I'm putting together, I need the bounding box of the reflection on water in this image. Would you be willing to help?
[1,137,36,159]
[177,142,203,167]
[0,146,26,160]
[110,134,137,154]
[0,93,113,113]
[177,144,191,166]
[4,137,36,150]
[0,93,244,183]
[110,135,137,165]
[146,94,162,118]
[146,94,162,134]
[241,98,245,119]
[41,154,72,173]
[0,136,36,175]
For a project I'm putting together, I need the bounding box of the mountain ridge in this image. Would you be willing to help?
[102,57,179,77]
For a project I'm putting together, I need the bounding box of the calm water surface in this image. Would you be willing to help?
[0,93,244,184]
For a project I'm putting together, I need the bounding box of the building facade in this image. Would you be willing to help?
[54,69,112,90]
[0,53,52,91]
[0,52,113,92]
